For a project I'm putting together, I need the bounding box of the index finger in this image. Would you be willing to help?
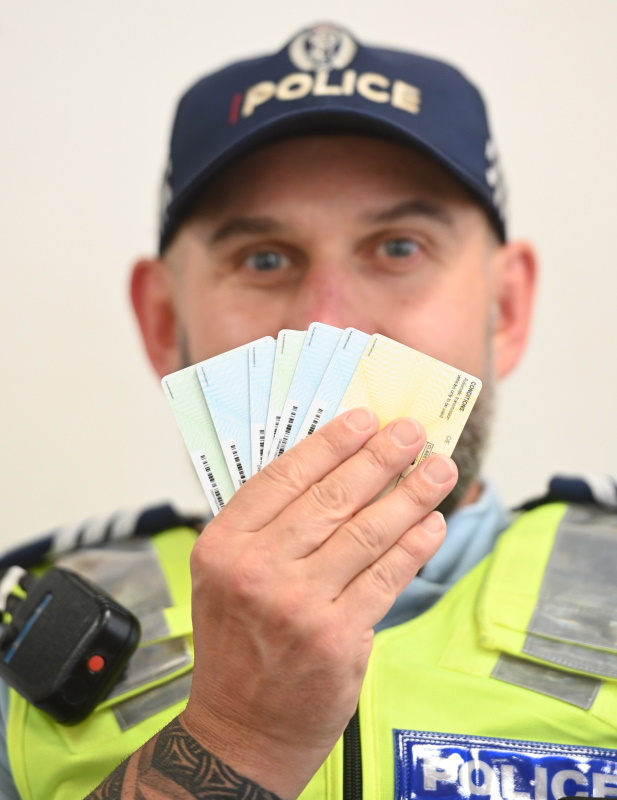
[220,407,379,531]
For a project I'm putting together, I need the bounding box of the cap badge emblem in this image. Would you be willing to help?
[288,24,357,72]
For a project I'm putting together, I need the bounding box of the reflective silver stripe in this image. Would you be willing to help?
[110,509,141,541]
[524,505,617,677]
[492,653,601,709]
[113,671,192,731]
[51,521,84,555]
[584,474,617,509]
[50,509,141,555]
[136,610,173,644]
[108,637,192,699]
[525,633,617,680]
[80,516,110,547]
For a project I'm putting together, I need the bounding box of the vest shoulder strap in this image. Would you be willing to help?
[517,473,617,512]
[0,504,206,571]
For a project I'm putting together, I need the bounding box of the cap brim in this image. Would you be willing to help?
[161,107,505,252]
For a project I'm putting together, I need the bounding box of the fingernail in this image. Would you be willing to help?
[389,418,423,447]
[345,407,375,432]
[423,455,455,484]
[421,511,445,534]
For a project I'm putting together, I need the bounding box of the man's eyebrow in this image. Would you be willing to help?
[367,199,454,227]
[207,200,453,244]
[209,217,283,245]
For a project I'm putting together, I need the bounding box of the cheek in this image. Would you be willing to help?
[380,282,492,378]
[182,283,287,362]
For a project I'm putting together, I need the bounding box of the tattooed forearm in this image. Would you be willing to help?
[150,718,284,799]
[85,717,284,800]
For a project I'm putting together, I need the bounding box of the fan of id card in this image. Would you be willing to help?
[162,323,482,517]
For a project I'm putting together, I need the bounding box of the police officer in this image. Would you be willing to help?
[3,23,617,800]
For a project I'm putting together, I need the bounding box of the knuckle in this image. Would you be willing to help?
[398,472,440,509]
[262,451,306,494]
[307,476,352,514]
[190,527,219,581]
[316,421,349,456]
[202,513,234,542]
[361,438,395,475]
[366,558,398,596]
[344,515,388,557]
[189,545,207,590]
[395,529,435,570]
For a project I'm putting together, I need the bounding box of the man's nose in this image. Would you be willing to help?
[281,262,375,333]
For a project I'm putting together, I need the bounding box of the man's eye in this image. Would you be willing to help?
[245,251,288,271]
[381,238,419,258]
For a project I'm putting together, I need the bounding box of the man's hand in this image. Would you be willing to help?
[181,407,457,798]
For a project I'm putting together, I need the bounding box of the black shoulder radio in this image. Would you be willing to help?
[0,566,140,724]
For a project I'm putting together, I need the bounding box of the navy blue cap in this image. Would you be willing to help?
[159,24,507,252]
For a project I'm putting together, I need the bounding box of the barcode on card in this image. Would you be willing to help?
[306,408,324,436]
[258,429,265,469]
[199,454,224,510]
[276,406,298,458]
[230,442,247,484]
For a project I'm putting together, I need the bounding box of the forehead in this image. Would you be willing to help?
[192,134,485,221]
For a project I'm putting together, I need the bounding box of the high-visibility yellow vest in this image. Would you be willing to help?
[7,502,617,799]
[300,502,617,799]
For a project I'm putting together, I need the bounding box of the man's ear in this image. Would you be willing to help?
[130,257,182,379]
[491,239,537,379]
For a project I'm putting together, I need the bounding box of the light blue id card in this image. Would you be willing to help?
[197,338,271,489]
[295,327,370,442]
[267,322,343,462]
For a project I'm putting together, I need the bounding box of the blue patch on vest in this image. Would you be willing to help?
[394,730,617,800]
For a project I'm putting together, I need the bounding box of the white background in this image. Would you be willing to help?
[1,1,616,548]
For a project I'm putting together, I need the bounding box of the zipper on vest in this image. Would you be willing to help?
[342,706,362,800]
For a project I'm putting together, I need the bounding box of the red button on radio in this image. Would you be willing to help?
[87,654,106,673]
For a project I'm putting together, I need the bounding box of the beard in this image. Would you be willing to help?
[436,359,495,518]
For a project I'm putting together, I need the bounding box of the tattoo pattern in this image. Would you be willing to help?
[85,716,283,800]
[152,718,282,798]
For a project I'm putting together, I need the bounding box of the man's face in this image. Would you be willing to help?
[164,135,499,379]
[136,134,534,509]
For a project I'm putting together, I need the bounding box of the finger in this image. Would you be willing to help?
[337,508,448,629]
[309,454,457,594]
[267,417,427,557]
[219,407,379,532]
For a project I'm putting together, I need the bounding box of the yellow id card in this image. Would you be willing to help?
[338,334,482,477]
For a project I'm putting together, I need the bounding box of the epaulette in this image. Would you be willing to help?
[0,504,207,571]
[517,474,617,512]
